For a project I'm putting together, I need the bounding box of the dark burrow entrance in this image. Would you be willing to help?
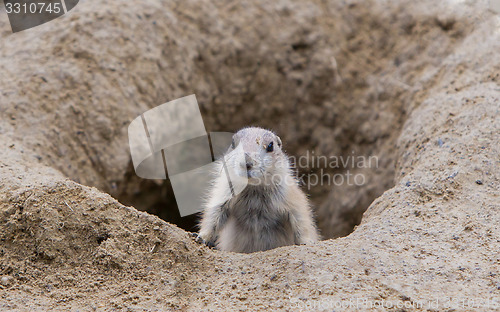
[112,88,406,240]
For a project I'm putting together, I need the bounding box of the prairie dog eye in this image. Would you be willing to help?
[266,141,274,153]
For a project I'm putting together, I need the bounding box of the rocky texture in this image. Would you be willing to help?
[0,0,499,310]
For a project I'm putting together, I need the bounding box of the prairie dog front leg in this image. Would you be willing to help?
[198,201,229,246]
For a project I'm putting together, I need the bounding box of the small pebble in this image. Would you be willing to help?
[1,276,14,286]
[437,138,444,147]
[476,180,483,185]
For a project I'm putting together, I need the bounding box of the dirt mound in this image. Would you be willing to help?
[0,0,499,310]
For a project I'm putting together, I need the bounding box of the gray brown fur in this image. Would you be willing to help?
[198,127,319,253]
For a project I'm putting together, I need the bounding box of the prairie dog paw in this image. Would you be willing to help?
[191,233,216,248]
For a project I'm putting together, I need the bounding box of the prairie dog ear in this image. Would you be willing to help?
[276,135,282,148]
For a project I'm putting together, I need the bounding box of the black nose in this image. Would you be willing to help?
[244,153,253,170]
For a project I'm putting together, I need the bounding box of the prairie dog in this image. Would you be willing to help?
[198,127,319,253]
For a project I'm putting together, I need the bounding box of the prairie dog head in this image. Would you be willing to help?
[225,127,289,186]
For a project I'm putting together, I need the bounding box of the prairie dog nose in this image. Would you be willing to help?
[243,153,254,170]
